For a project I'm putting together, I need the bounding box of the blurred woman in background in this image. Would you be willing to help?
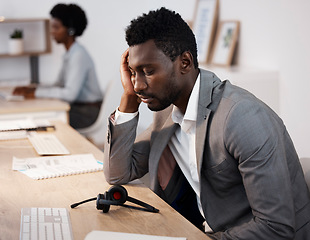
[14,3,103,129]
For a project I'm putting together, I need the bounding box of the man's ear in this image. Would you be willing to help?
[180,51,194,74]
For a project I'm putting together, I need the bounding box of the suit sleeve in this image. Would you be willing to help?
[212,99,295,239]
[103,112,151,184]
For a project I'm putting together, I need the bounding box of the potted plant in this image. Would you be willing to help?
[9,29,24,55]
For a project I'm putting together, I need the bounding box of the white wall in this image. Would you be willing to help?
[219,0,310,158]
[0,0,310,157]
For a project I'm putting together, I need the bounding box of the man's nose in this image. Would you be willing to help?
[133,74,147,92]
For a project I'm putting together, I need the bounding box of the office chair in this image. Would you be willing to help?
[77,79,117,149]
[299,157,310,191]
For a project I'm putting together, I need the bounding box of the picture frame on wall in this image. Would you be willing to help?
[211,20,240,67]
[192,0,219,63]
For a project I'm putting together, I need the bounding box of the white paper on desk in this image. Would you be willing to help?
[84,231,187,240]
[0,118,51,131]
[0,130,28,140]
[12,153,103,180]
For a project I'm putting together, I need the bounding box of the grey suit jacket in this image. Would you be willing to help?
[104,69,310,239]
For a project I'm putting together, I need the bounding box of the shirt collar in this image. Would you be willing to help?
[172,73,200,129]
[64,41,78,60]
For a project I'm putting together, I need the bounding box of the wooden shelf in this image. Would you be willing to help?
[0,18,52,83]
[0,18,47,23]
[0,51,50,58]
[0,18,51,57]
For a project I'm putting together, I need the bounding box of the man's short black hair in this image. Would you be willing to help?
[50,3,87,37]
[125,7,198,69]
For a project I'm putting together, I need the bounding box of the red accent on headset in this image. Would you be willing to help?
[113,191,121,200]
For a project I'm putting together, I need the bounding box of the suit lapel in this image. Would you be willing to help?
[196,70,215,177]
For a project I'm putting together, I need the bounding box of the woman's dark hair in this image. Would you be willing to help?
[125,7,198,68]
[50,3,87,37]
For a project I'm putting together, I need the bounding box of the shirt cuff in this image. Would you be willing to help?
[114,108,138,125]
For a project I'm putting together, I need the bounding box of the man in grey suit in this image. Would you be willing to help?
[104,7,310,239]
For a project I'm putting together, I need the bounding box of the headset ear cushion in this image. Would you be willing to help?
[68,28,75,36]
[102,191,111,212]
[102,203,110,213]
[108,185,128,204]
[96,193,104,210]
[96,193,111,213]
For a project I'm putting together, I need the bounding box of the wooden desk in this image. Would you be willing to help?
[0,95,70,123]
[0,121,209,240]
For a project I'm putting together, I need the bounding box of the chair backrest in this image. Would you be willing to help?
[90,79,117,129]
[299,158,310,191]
[77,79,119,146]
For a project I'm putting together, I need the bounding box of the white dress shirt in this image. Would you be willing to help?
[169,74,201,206]
[35,41,103,103]
[115,73,211,232]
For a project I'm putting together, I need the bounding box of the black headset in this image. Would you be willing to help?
[71,185,159,213]
[67,15,75,36]
[67,27,75,36]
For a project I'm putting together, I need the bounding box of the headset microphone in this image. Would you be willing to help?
[70,185,159,213]
[70,197,96,209]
